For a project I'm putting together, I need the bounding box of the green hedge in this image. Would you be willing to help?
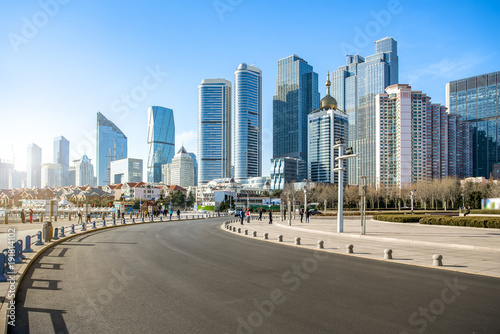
[373,214,428,223]
[470,209,500,214]
[419,216,500,228]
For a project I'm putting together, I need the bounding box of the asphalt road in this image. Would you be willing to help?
[9,218,500,334]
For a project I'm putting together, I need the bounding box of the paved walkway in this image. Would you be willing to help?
[223,215,500,278]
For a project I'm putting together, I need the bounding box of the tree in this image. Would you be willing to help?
[170,190,186,208]
[186,190,196,208]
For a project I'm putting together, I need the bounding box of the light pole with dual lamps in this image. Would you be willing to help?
[333,138,357,233]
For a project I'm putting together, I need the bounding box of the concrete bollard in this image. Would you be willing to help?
[103,219,107,227]
[24,235,34,253]
[92,222,97,229]
[252,231,257,237]
[295,237,301,245]
[237,228,241,233]
[317,240,324,249]
[81,222,86,231]
[346,244,353,254]
[60,227,66,238]
[278,235,283,242]
[53,228,60,240]
[432,254,443,266]
[244,229,248,235]
[35,231,44,245]
[384,249,393,260]
[70,224,76,234]
[263,233,268,240]
[131,218,134,224]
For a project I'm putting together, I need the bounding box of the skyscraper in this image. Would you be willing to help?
[198,79,232,184]
[164,146,195,187]
[446,72,500,178]
[96,112,127,186]
[273,55,320,177]
[41,163,62,187]
[234,63,262,182]
[110,158,143,184]
[331,37,398,185]
[27,143,42,188]
[308,74,348,184]
[188,152,198,186]
[147,106,175,183]
[53,136,69,186]
[74,154,94,186]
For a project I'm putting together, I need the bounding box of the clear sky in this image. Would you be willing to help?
[1,0,499,176]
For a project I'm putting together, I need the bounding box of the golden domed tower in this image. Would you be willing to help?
[319,71,338,111]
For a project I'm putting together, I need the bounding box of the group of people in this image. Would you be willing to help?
[20,209,34,223]
[239,208,313,225]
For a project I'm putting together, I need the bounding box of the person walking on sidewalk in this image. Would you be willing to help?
[305,208,310,223]
[177,209,181,219]
[240,210,244,225]
[246,209,251,224]
[29,209,33,223]
[78,210,82,223]
[299,208,304,223]
[21,209,25,224]
[258,208,262,221]
[269,211,273,224]
[283,208,286,220]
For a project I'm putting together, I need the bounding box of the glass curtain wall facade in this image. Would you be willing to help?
[446,72,500,178]
[96,112,127,186]
[198,79,232,184]
[147,106,175,183]
[273,55,320,175]
[234,63,262,182]
[331,37,398,185]
[27,143,42,188]
[53,136,69,186]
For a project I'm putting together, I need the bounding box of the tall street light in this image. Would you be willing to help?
[410,189,416,214]
[333,138,357,233]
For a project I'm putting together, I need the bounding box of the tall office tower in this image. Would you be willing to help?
[68,167,75,186]
[308,74,349,184]
[9,170,26,189]
[446,72,500,177]
[96,112,127,186]
[41,163,62,187]
[188,152,198,186]
[270,157,306,190]
[164,146,195,187]
[234,63,262,182]
[110,158,143,184]
[27,143,42,188]
[198,79,232,184]
[376,84,472,188]
[147,106,175,183]
[53,136,69,186]
[273,55,320,180]
[0,161,14,189]
[331,37,398,185]
[74,154,95,186]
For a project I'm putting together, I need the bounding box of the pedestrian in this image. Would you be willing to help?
[21,209,25,224]
[464,206,471,217]
[240,210,244,225]
[246,210,251,223]
[169,209,173,220]
[283,208,286,220]
[269,211,273,224]
[305,208,310,223]
[177,209,181,219]
[259,209,262,221]
[300,208,304,223]
[78,210,82,223]
[29,209,33,223]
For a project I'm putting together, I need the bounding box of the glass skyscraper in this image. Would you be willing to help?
[27,143,42,188]
[96,112,127,186]
[273,55,320,176]
[234,63,262,182]
[446,72,500,178]
[198,79,232,184]
[53,136,69,186]
[331,37,398,185]
[147,106,175,183]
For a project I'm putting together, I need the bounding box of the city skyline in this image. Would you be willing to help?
[1,1,499,178]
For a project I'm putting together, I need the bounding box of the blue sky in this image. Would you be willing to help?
[1,0,499,176]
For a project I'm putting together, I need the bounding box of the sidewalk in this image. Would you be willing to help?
[223,215,500,278]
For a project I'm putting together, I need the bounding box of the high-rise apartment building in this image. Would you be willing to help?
[376,84,472,188]
[96,112,127,186]
[234,63,262,182]
[198,79,232,184]
[147,106,175,183]
[331,37,399,185]
[74,154,95,186]
[446,72,500,178]
[273,55,319,178]
[53,136,69,186]
[110,158,143,184]
[308,74,348,184]
[164,146,195,187]
[0,161,14,189]
[270,157,306,190]
[41,163,62,187]
[27,143,42,188]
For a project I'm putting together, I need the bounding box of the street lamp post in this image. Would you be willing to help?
[333,139,357,233]
[359,176,367,235]
[410,189,416,214]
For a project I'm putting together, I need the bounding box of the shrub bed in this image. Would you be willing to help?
[419,216,500,228]
[373,214,428,223]
[469,209,500,215]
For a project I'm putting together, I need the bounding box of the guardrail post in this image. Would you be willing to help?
[384,249,393,260]
[263,233,268,240]
[35,231,44,245]
[92,222,97,229]
[60,227,66,238]
[70,224,76,234]
[102,219,107,227]
[346,244,353,254]
[317,240,324,249]
[131,218,135,224]
[14,240,24,263]
[0,253,8,282]
[432,254,443,266]
[53,228,60,240]
[24,236,34,253]
[142,217,145,222]
[81,222,86,231]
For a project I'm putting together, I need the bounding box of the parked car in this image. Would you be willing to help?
[198,209,207,213]
[235,210,243,217]
[309,209,322,215]
[227,209,235,214]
